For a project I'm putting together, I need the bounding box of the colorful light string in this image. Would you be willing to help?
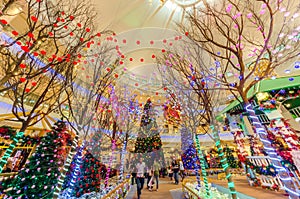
[66,142,85,197]
[0,131,24,173]
[105,139,116,188]
[53,135,79,198]
[245,104,300,199]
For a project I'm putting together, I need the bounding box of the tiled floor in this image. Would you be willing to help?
[126,178,183,199]
[126,176,288,199]
[209,176,289,199]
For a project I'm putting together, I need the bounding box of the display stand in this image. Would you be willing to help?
[246,156,300,190]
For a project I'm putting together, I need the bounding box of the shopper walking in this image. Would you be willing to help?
[146,166,152,190]
[171,156,179,184]
[179,159,185,182]
[153,159,160,191]
[136,157,146,199]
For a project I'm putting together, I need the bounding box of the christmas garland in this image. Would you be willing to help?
[246,160,277,177]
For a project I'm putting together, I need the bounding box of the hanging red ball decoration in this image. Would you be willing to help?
[20,64,26,69]
[0,19,8,25]
[12,30,18,36]
[20,77,26,82]
[31,16,38,22]
[40,50,46,55]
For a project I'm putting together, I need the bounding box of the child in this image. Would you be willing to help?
[168,166,173,181]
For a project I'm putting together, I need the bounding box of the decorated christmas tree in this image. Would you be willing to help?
[224,146,239,168]
[134,99,164,166]
[4,121,71,199]
[180,127,200,170]
[63,150,106,197]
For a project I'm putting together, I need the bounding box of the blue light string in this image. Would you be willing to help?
[66,143,85,197]
[245,104,300,198]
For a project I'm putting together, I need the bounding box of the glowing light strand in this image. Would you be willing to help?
[66,142,85,197]
[53,136,79,196]
[0,131,24,173]
[105,139,116,188]
[211,126,237,199]
[245,104,300,198]
[118,140,127,183]
[195,134,211,197]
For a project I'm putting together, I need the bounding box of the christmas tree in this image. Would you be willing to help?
[63,150,106,197]
[224,146,238,168]
[134,99,164,166]
[4,121,71,199]
[180,127,200,170]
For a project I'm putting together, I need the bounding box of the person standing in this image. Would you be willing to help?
[153,159,160,191]
[146,166,152,190]
[179,159,185,182]
[171,156,179,184]
[136,157,146,199]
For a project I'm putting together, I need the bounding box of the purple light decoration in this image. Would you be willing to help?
[105,139,116,188]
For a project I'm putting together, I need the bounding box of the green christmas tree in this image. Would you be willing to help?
[224,146,238,168]
[4,121,71,199]
[63,150,106,197]
[134,99,164,166]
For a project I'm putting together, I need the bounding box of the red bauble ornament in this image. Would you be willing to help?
[20,77,26,82]
[20,64,26,69]
[0,19,8,25]
[12,30,18,36]
[31,16,38,22]
[40,50,46,55]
